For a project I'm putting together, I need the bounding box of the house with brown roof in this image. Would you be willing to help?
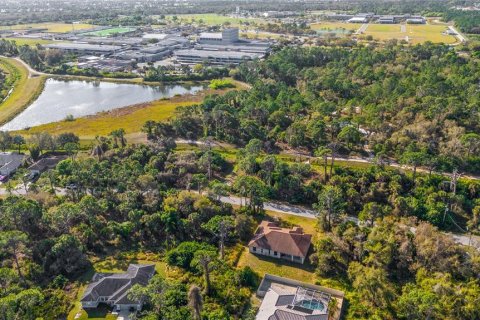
[81,264,155,312]
[248,221,312,264]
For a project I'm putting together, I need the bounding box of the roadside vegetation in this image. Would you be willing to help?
[0,131,479,319]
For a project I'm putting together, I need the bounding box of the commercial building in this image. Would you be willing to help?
[248,221,312,264]
[256,274,345,320]
[377,16,396,24]
[199,28,239,45]
[174,49,262,65]
[81,264,155,312]
[348,16,369,23]
[45,43,122,55]
[406,17,426,24]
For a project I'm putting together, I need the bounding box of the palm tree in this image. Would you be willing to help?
[117,128,127,148]
[109,130,119,148]
[192,250,216,295]
[315,146,330,182]
[188,285,203,320]
[91,136,105,161]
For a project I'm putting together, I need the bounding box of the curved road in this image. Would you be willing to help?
[215,193,480,251]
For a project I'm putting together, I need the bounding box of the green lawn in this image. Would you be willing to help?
[237,247,317,283]
[407,24,457,44]
[82,27,136,37]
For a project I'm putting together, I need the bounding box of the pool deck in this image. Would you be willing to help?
[256,274,344,320]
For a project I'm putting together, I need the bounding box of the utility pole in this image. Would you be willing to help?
[450,168,461,195]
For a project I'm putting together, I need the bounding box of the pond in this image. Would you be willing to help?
[1,79,205,131]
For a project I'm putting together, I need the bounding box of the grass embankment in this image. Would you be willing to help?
[1,37,54,46]
[16,79,247,140]
[18,94,201,139]
[0,57,46,125]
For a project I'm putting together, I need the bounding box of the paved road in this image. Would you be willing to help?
[448,25,467,43]
[176,139,480,181]
[216,193,480,250]
[356,23,369,34]
[283,149,480,181]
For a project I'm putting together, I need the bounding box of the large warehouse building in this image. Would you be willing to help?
[176,28,270,65]
[174,49,263,65]
[44,43,122,55]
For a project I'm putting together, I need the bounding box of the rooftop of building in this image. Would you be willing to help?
[256,274,345,320]
[248,221,312,258]
[81,264,155,305]
[45,42,122,51]
[175,49,263,59]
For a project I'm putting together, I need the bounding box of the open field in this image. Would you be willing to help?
[82,27,136,37]
[166,13,266,26]
[364,23,405,41]
[1,37,54,46]
[0,23,95,33]
[310,21,359,34]
[0,57,46,125]
[407,24,457,44]
[361,23,457,44]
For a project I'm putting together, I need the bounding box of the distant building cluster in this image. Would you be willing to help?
[175,28,270,65]
[326,13,426,24]
[1,25,271,71]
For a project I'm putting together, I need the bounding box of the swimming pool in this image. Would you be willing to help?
[298,299,326,311]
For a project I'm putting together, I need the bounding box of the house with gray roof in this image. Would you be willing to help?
[0,152,25,178]
[81,264,155,312]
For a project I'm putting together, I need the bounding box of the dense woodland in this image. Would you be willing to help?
[165,43,480,177]
[0,129,479,319]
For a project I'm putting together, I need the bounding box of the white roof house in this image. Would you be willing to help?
[0,152,24,177]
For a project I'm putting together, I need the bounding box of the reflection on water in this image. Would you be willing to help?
[2,79,205,131]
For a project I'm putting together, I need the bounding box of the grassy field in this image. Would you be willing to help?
[1,37,54,46]
[361,23,457,44]
[0,23,95,33]
[310,22,359,32]
[407,24,457,44]
[364,23,405,41]
[82,27,136,37]
[166,13,266,26]
[0,57,46,125]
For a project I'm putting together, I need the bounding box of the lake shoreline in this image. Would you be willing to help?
[2,78,207,131]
